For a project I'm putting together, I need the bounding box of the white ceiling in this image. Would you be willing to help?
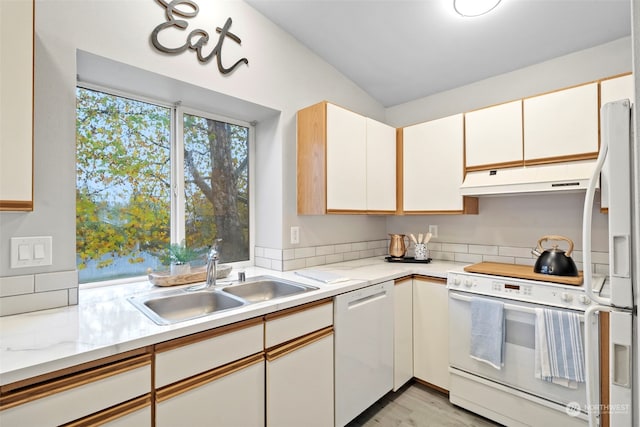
[245,0,632,107]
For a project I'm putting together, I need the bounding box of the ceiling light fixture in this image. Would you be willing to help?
[454,0,502,17]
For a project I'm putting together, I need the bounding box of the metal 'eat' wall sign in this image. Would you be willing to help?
[151,0,249,75]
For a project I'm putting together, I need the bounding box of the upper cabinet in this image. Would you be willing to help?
[297,102,396,215]
[401,114,477,214]
[523,82,599,164]
[465,100,523,171]
[0,0,34,211]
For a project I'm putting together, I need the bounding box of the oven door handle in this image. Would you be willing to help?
[448,292,585,320]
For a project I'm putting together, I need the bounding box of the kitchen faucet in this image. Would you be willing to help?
[187,239,221,291]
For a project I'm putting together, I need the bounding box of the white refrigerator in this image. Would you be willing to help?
[582,99,637,427]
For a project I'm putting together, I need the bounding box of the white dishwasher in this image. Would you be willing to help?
[334,280,394,427]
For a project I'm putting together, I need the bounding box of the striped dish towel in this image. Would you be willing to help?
[535,308,585,388]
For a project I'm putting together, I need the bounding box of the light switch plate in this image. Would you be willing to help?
[11,236,53,268]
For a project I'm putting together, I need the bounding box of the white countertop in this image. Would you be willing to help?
[0,257,466,386]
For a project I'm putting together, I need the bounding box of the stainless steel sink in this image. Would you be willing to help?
[129,289,247,325]
[222,276,318,303]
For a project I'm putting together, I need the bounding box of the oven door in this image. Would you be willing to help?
[448,290,591,410]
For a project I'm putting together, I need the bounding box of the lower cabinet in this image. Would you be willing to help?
[266,328,334,427]
[393,277,413,391]
[156,354,265,427]
[413,276,450,391]
[0,350,152,427]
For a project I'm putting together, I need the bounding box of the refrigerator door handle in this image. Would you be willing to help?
[612,342,631,388]
[610,233,631,278]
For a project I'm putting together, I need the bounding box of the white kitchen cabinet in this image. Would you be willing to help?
[0,352,152,427]
[266,329,334,427]
[0,0,33,210]
[523,82,599,163]
[60,396,151,427]
[265,299,334,426]
[413,276,449,391]
[366,117,397,211]
[402,114,477,214]
[600,74,634,211]
[297,102,396,214]
[465,100,523,170]
[156,354,265,427]
[326,103,368,211]
[393,276,413,391]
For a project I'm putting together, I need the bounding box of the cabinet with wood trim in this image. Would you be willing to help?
[400,114,478,214]
[599,73,634,212]
[265,299,334,427]
[393,276,413,391]
[413,276,449,391]
[0,0,34,210]
[0,349,152,427]
[154,317,265,427]
[297,101,396,214]
[523,82,599,163]
[464,100,523,171]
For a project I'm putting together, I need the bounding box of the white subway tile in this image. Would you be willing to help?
[482,255,515,264]
[442,243,467,253]
[305,256,327,267]
[0,290,68,316]
[35,270,77,292]
[343,251,361,261]
[366,241,380,250]
[326,253,344,264]
[68,288,79,305]
[595,264,610,275]
[264,248,283,261]
[374,247,387,257]
[283,249,295,261]
[359,249,375,259]
[468,245,498,256]
[0,275,34,297]
[316,245,335,256]
[427,242,442,251]
[270,260,283,271]
[351,242,368,251]
[294,247,316,259]
[590,251,609,264]
[515,257,536,266]
[334,244,352,253]
[454,253,483,264]
[430,251,455,262]
[498,246,532,258]
[283,259,306,271]
[254,257,271,269]
[254,247,265,258]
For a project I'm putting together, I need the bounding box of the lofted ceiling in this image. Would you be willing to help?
[245,0,632,107]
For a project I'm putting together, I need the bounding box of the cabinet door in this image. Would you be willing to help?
[156,355,265,427]
[59,396,151,427]
[366,118,396,212]
[0,0,33,210]
[266,329,334,427]
[403,114,464,212]
[523,83,599,162]
[465,100,523,170]
[393,277,413,391]
[600,74,634,211]
[326,103,367,211]
[413,276,449,390]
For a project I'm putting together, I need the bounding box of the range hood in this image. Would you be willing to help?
[460,160,598,196]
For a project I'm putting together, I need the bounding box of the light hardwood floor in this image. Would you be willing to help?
[346,381,502,427]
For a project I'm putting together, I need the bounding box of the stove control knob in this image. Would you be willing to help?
[464,279,473,288]
[561,292,573,302]
[452,278,461,286]
[579,295,591,305]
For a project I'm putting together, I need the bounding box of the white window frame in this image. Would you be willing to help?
[76,83,255,287]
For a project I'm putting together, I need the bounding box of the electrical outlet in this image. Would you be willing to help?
[428,225,438,238]
[290,226,300,244]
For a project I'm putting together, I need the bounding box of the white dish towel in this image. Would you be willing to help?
[470,297,505,370]
[535,308,585,389]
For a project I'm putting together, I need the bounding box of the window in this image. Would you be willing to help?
[76,87,251,284]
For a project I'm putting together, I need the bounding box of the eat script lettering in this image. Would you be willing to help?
[151,0,249,74]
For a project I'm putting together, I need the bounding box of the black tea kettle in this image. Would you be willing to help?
[531,235,579,277]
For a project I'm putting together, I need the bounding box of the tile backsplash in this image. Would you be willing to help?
[0,270,78,316]
[256,239,610,275]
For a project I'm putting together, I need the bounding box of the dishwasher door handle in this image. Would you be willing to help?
[347,290,387,310]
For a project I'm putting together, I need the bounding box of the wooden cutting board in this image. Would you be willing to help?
[463,262,583,286]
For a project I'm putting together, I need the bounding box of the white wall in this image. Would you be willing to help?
[0,0,386,280]
[385,37,632,253]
